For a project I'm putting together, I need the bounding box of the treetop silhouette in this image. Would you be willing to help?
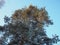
[0,5,60,45]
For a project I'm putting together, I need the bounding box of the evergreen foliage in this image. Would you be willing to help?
[0,5,60,45]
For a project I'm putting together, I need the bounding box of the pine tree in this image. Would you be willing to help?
[0,5,60,45]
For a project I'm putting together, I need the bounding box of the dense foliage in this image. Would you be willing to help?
[0,5,60,45]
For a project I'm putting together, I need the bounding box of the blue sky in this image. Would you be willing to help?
[0,0,60,45]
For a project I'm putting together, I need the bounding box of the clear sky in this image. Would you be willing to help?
[0,0,60,45]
